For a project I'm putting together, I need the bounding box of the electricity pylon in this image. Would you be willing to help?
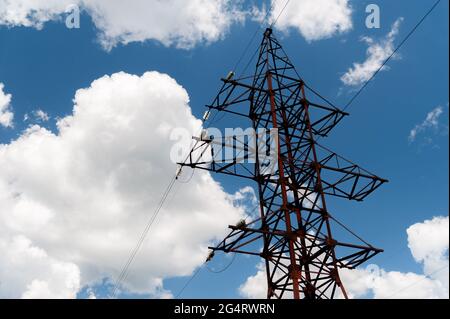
[179,28,387,299]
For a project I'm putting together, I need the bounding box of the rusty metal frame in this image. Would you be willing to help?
[179,28,387,299]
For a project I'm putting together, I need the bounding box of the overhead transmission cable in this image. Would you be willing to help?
[270,0,290,28]
[110,137,202,298]
[175,265,204,299]
[232,0,277,76]
[206,0,278,127]
[175,202,263,297]
[175,253,239,299]
[110,176,177,298]
[282,0,441,114]
[237,0,291,79]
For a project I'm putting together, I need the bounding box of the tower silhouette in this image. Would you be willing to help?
[179,28,387,299]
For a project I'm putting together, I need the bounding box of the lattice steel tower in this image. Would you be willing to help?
[179,28,387,299]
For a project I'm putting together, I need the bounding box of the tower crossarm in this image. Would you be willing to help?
[205,76,349,137]
[209,217,383,272]
[304,144,389,201]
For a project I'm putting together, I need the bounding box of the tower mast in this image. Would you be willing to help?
[180,28,387,299]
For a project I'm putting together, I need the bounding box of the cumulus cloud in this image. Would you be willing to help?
[407,216,449,290]
[341,267,447,299]
[409,105,446,143]
[0,71,247,298]
[0,83,13,128]
[341,18,403,87]
[0,235,80,299]
[0,0,356,50]
[239,263,267,299]
[254,0,352,42]
[240,216,449,299]
[0,0,244,50]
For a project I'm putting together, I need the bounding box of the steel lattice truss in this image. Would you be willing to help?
[179,28,387,299]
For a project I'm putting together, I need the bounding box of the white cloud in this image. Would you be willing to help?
[34,109,50,122]
[342,215,449,299]
[229,186,257,215]
[239,262,267,299]
[24,109,50,123]
[254,0,352,42]
[341,267,447,299]
[407,216,449,290]
[409,106,445,143]
[0,235,80,299]
[0,0,244,50]
[0,71,247,298]
[240,216,449,299]
[341,18,403,87]
[0,83,13,128]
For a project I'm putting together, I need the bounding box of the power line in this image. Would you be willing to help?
[232,0,278,75]
[175,253,238,299]
[176,167,196,184]
[206,253,238,274]
[209,0,290,126]
[240,0,291,78]
[109,137,203,298]
[174,204,259,297]
[304,0,442,147]
[282,0,441,114]
[343,0,442,111]
[270,0,291,29]
[175,265,205,299]
[110,176,177,298]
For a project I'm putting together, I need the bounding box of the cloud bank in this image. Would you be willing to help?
[253,0,353,42]
[0,0,244,50]
[0,0,357,50]
[240,216,449,299]
[0,71,247,298]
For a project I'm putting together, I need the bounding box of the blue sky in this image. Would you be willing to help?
[0,0,448,299]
